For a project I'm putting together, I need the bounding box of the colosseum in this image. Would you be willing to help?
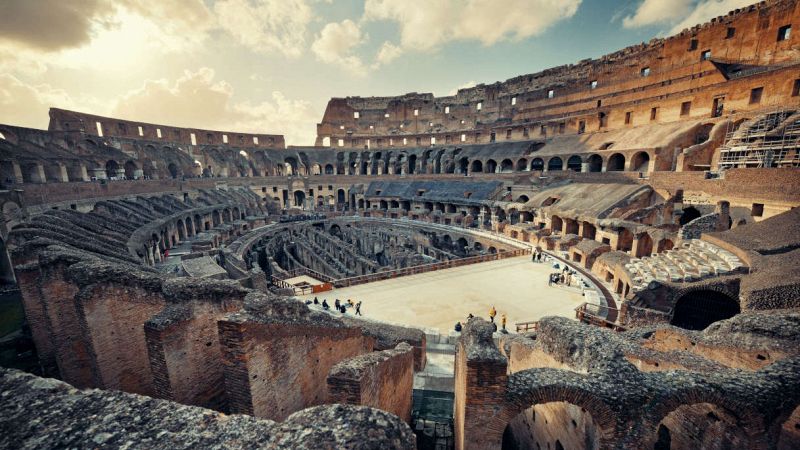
[1,1,799,449]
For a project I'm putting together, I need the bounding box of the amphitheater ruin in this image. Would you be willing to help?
[1,1,800,449]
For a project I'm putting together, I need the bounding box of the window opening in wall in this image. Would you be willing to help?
[138,126,144,136]
[490,132,496,142]
[460,119,465,124]
[430,136,436,145]
[547,89,554,98]
[384,113,389,118]
[253,136,259,145]
[400,124,404,128]
[511,97,516,106]
[190,133,197,146]
[273,186,278,192]
[353,111,360,118]
[712,96,725,117]
[590,80,598,89]
[428,122,433,127]
[157,128,162,138]
[403,137,408,145]
[598,112,607,128]
[262,187,267,193]
[650,107,658,121]
[597,99,602,107]
[558,122,565,133]
[416,137,421,145]
[95,121,103,137]
[477,102,482,110]
[778,25,791,41]
[523,127,529,137]
[389,138,393,146]
[369,125,374,130]
[749,87,763,104]
[640,67,650,77]
[338,138,344,147]
[625,111,632,124]
[445,106,450,114]
[578,121,585,134]
[681,101,692,116]
[414,109,419,116]
[506,129,512,139]
[445,135,451,144]
[540,125,546,135]
[793,79,800,96]
[688,38,698,51]
[222,134,228,143]
[752,203,764,217]
[461,133,466,142]
[700,49,711,61]
[475,132,481,141]
[726,27,736,39]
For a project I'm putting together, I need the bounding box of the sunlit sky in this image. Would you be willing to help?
[0,0,755,145]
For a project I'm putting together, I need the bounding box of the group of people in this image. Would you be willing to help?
[531,249,545,263]
[549,265,577,287]
[309,296,362,315]
[454,306,507,333]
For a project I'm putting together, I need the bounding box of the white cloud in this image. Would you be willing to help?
[0,74,77,129]
[622,0,755,34]
[622,0,693,29]
[375,41,403,66]
[110,68,318,146]
[668,0,755,34]
[364,0,581,54]
[311,19,367,73]
[214,0,313,58]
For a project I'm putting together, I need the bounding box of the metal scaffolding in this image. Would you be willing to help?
[718,107,800,169]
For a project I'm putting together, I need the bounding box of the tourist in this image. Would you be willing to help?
[548,273,554,286]
[304,299,312,305]
[335,299,340,310]
[322,299,329,310]
[467,313,474,320]
[489,306,497,323]
[347,298,354,308]
[340,304,347,314]
[313,297,319,305]
[454,322,462,332]
[501,314,507,331]
[355,301,362,316]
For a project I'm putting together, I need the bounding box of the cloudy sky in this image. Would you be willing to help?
[0,0,755,146]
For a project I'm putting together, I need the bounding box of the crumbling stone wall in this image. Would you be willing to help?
[327,342,414,423]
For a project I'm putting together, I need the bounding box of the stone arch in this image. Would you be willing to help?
[458,157,469,174]
[485,159,497,173]
[408,154,417,174]
[671,289,740,330]
[656,239,674,253]
[636,233,654,257]
[679,206,702,225]
[105,160,120,178]
[631,151,650,172]
[586,154,603,172]
[500,159,514,173]
[337,189,346,205]
[123,160,139,180]
[547,157,563,171]
[531,158,544,171]
[639,390,766,450]
[310,163,321,175]
[606,153,625,171]
[176,219,186,241]
[184,217,194,236]
[284,157,299,176]
[471,160,483,173]
[567,155,583,171]
[167,162,180,179]
[551,215,563,233]
[497,375,620,450]
[516,195,529,203]
[293,190,306,208]
[516,158,528,171]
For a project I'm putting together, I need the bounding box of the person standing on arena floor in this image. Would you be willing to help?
[489,306,497,323]
[355,301,362,315]
[501,314,507,331]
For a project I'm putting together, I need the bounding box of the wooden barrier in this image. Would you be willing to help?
[574,303,626,331]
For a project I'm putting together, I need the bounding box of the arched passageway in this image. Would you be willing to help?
[631,151,650,172]
[679,206,702,225]
[293,190,306,208]
[566,155,582,171]
[586,154,603,172]
[547,157,563,171]
[606,153,625,171]
[654,403,750,450]
[671,290,740,330]
[531,158,544,171]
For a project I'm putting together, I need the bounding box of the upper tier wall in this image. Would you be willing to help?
[49,108,286,149]
[316,0,800,146]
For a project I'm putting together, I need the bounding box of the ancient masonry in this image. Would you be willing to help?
[0,1,800,449]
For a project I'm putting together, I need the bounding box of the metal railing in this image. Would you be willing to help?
[333,247,531,288]
[575,302,626,331]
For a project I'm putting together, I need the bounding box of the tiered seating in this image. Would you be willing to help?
[624,240,744,291]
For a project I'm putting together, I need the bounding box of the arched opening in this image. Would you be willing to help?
[636,233,654,257]
[408,154,417,174]
[516,158,528,171]
[311,163,321,175]
[293,190,306,208]
[654,403,749,450]
[322,136,331,147]
[531,158,544,171]
[167,162,179,179]
[547,157,563,171]
[500,159,514,173]
[502,401,599,450]
[679,206,702,225]
[516,195,529,203]
[631,151,650,172]
[357,198,365,209]
[458,157,469,174]
[474,242,484,251]
[185,217,193,236]
[379,199,388,210]
[567,155,582,171]
[618,228,634,253]
[105,160,120,179]
[337,189,346,205]
[586,154,603,172]
[551,215,563,233]
[606,153,625,171]
[123,161,138,180]
[485,159,497,173]
[657,239,674,253]
[671,290,740,330]
[324,164,335,175]
[471,160,483,173]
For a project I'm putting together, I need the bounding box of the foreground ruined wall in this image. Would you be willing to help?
[452,316,800,450]
[0,368,416,450]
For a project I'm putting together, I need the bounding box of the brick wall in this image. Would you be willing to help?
[327,343,414,422]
